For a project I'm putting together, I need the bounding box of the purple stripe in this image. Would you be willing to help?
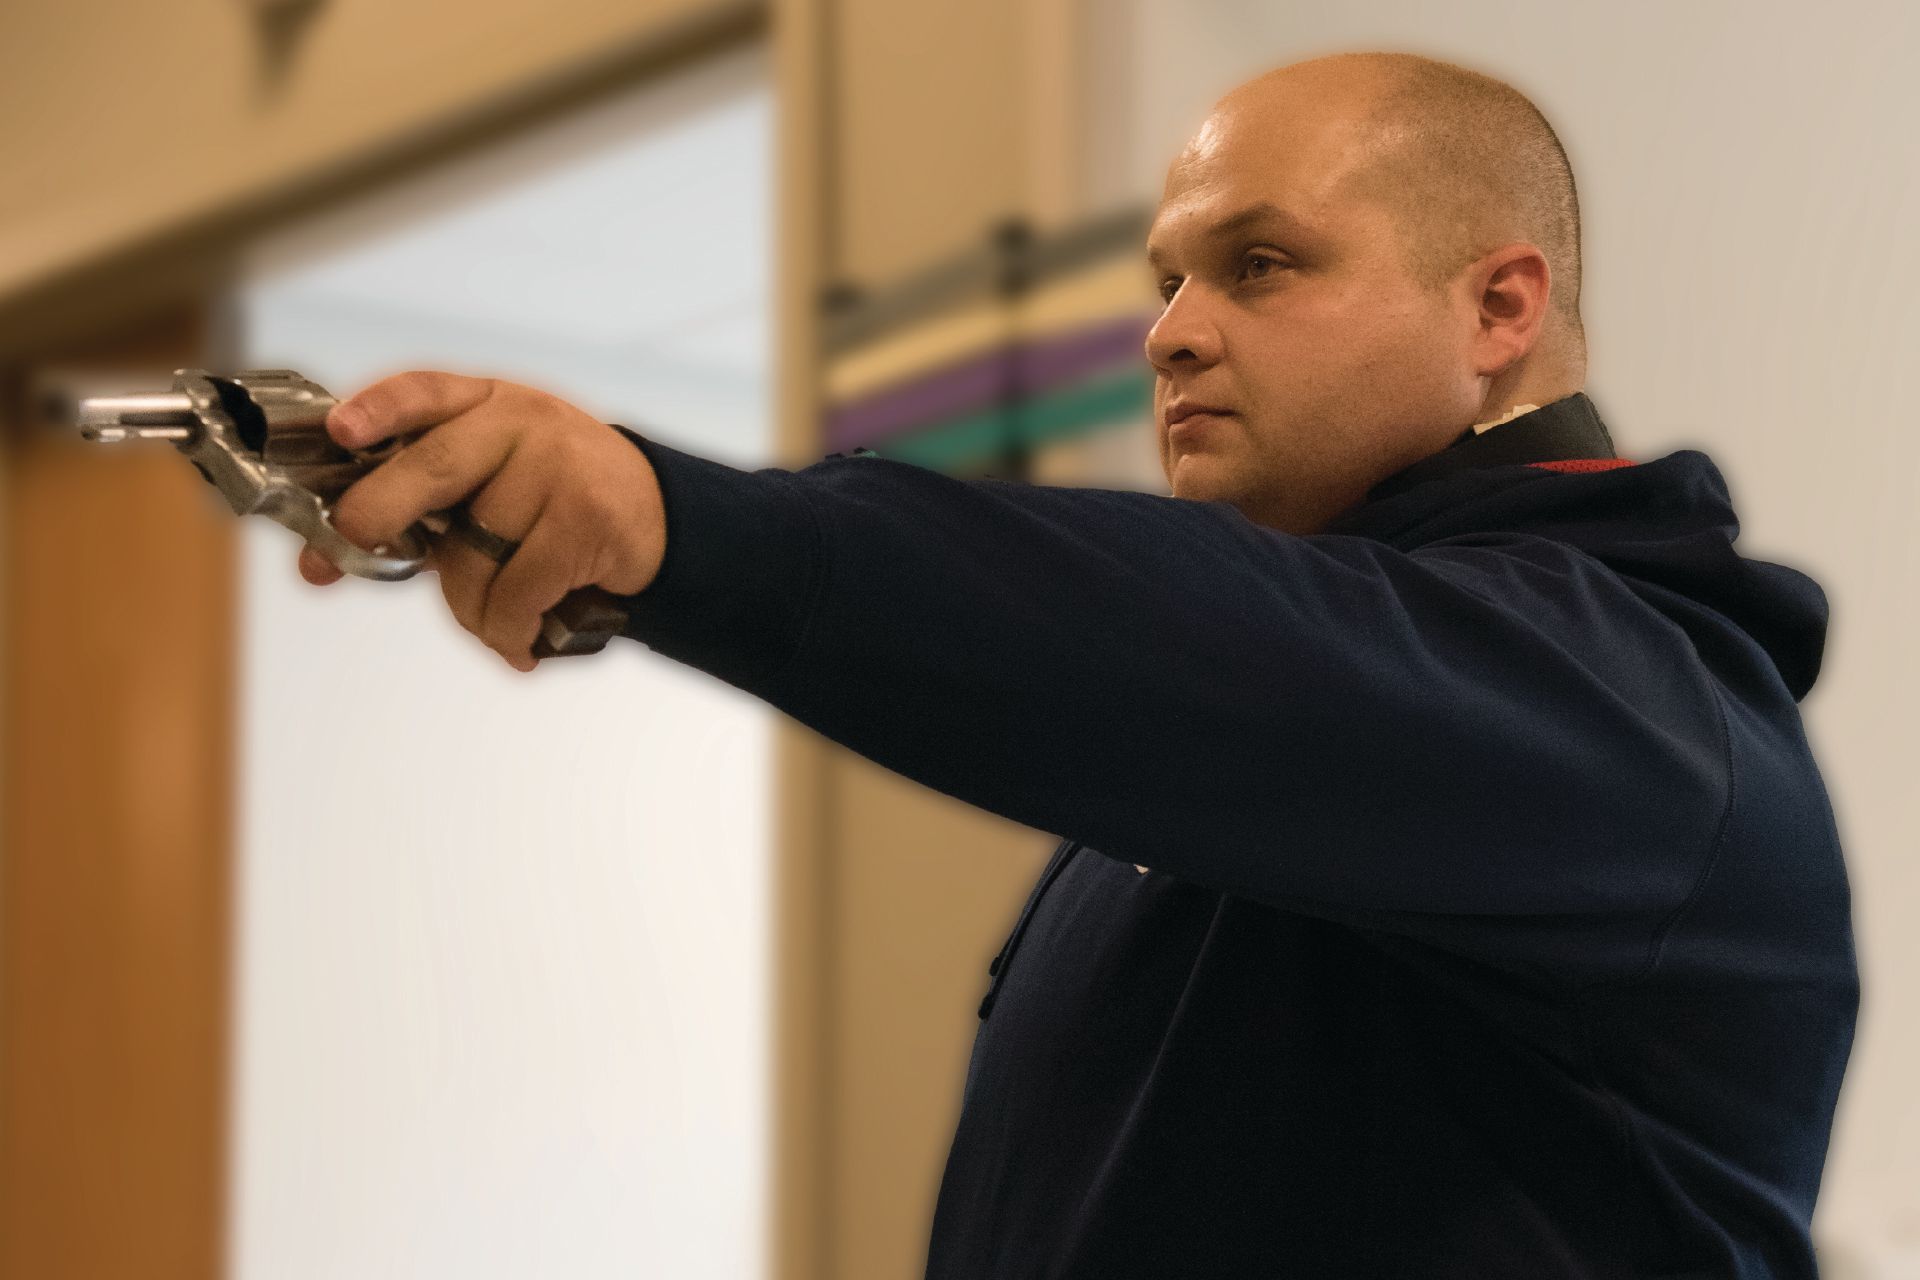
[828,312,1153,451]
[828,352,1015,451]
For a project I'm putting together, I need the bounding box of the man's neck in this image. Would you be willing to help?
[1471,401,1545,435]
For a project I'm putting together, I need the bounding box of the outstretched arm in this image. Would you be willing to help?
[614,427,1730,972]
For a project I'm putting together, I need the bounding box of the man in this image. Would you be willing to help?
[301,50,1857,1280]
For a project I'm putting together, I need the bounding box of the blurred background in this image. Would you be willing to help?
[0,1,1913,1278]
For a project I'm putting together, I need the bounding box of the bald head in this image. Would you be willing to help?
[1143,51,1588,534]
[1198,52,1585,365]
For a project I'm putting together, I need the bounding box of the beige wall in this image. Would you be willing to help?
[0,0,760,356]
[21,3,1900,1278]
[827,0,1086,284]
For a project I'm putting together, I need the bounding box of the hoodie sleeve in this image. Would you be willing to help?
[611,426,1732,978]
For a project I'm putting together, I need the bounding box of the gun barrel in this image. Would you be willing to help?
[75,391,198,443]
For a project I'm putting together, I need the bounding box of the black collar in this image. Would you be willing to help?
[1362,392,1618,504]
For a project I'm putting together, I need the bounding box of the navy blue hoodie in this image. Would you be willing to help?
[609,391,1857,1279]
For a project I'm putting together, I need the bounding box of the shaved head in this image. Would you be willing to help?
[1251,52,1585,355]
[1144,51,1588,534]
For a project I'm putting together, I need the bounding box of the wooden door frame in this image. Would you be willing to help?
[0,296,235,1280]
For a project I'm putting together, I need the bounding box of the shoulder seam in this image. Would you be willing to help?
[1632,676,1737,985]
[758,471,833,688]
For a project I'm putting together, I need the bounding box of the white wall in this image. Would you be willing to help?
[227,43,775,1280]
[1083,4,1919,1276]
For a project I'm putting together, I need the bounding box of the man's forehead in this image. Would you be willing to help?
[1146,99,1388,264]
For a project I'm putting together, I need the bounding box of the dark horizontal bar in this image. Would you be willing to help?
[821,204,1153,358]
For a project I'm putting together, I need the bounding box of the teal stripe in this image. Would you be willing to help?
[865,365,1152,472]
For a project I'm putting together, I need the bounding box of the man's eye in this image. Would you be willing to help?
[1241,252,1284,280]
[1157,253,1283,302]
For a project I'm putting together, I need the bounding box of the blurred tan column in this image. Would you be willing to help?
[771,3,832,1278]
[800,0,1094,1277]
[0,302,232,1280]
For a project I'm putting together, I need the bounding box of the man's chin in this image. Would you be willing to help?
[1168,450,1230,499]
[1169,464,1305,532]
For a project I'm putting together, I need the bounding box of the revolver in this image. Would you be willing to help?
[73,367,631,658]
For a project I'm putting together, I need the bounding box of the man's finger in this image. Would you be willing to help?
[434,529,502,636]
[420,444,552,636]
[299,545,342,585]
[328,417,523,555]
[479,500,579,665]
[434,476,541,636]
[326,371,497,450]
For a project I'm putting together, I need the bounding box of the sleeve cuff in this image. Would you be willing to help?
[605,423,826,691]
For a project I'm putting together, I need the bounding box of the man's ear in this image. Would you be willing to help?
[1467,243,1552,378]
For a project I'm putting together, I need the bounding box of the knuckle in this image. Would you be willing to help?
[544,419,591,475]
[403,430,459,481]
[577,482,624,533]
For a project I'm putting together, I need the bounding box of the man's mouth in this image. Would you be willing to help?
[1166,402,1234,428]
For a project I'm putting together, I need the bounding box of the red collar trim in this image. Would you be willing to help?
[1527,457,1637,474]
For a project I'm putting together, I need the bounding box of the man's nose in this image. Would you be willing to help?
[1144,287,1224,372]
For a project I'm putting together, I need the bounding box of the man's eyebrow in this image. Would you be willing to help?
[1145,202,1309,269]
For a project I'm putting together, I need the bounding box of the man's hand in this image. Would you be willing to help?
[296,371,666,673]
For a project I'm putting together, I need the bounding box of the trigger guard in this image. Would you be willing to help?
[255,481,432,581]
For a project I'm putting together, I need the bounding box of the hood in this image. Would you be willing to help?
[1322,392,1830,702]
